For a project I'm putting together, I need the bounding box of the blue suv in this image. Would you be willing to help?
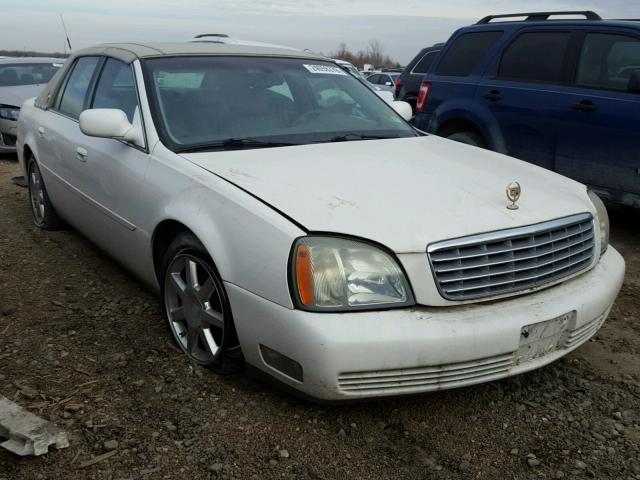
[412,11,640,208]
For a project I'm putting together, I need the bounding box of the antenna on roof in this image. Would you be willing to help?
[60,13,73,53]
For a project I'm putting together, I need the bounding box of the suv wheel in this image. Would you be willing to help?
[446,131,486,148]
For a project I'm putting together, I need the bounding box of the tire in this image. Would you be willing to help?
[160,231,242,373]
[446,131,486,148]
[27,158,65,230]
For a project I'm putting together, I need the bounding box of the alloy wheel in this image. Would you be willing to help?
[28,163,45,225]
[164,254,225,364]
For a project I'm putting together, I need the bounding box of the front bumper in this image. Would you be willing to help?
[0,117,18,153]
[227,247,625,401]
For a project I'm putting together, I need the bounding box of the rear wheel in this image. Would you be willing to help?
[446,131,486,148]
[161,232,242,371]
[27,158,64,230]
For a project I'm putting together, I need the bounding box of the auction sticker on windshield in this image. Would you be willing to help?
[303,64,347,75]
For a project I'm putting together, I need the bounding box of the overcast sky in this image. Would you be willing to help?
[2,0,639,63]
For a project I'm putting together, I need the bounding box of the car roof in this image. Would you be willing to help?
[34,42,331,111]
[71,42,326,64]
[0,57,65,65]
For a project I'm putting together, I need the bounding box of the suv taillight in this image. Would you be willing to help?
[394,77,402,99]
[416,81,431,113]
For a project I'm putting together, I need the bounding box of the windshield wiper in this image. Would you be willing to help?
[175,138,299,153]
[323,133,401,143]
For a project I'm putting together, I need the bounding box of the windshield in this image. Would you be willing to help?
[0,62,61,87]
[142,56,416,151]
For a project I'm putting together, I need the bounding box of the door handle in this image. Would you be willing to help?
[76,147,88,162]
[570,101,597,112]
[37,126,45,136]
[482,90,503,101]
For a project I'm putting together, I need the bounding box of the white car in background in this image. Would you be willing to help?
[0,57,62,152]
[17,42,624,401]
[334,59,394,104]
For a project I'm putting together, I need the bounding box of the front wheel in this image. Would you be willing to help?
[161,232,241,370]
[446,131,486,148]
[27,158,64,230]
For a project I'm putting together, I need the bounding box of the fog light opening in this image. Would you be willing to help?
[259,344,304,382]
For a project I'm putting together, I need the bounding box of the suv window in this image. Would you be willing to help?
[436,31,503,76]
[92,58,139,122]
[498,32,572,83]
[412,51,439,75]
[576,33,640,92]
[57,57,100,120]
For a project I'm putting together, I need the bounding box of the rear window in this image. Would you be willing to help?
[498,32,572,83]
[576,33,640,92]
[0,62,61,87]
[436,31,503,76]
[412,51,439,74]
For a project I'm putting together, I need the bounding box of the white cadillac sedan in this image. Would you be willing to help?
[17,43,624,401]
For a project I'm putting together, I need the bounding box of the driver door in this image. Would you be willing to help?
[72,58,153,273]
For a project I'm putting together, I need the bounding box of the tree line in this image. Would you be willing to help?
[329,41,402,69]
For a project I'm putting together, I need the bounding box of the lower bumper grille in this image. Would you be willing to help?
[338,353,514,393]
[428,213,595,301]
[565,309,609,349]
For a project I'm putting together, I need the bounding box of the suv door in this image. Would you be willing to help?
[474,30,575,170]
[555,30,640,202]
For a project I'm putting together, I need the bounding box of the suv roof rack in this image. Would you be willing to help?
[476,11,601,24]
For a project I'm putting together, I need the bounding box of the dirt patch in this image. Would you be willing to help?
[0,156,639,480]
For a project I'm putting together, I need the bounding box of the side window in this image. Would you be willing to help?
[92,58,139,122]
[576,33,640,92]
[436,31,503,76]
[57,57,100,119]
[367,74,380,84]
[498,32,572,83]
[412,51,439,75]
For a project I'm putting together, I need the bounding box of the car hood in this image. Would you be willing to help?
[182,136,593,253]
[0,84,45,108]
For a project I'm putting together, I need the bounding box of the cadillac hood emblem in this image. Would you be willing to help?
[506,182,521,210]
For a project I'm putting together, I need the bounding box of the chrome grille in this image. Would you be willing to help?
[338,353,514,394]
[428,214,595,301]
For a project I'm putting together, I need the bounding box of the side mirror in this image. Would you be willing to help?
[385,81,393,86]
[79,108,144,146]
[628,70,640,94]
[391,101,413,121]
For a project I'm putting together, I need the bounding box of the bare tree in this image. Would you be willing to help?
[329,41,401,70]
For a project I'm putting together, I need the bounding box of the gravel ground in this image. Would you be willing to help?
[1,155,639,480]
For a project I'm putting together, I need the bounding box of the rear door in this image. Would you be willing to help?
[555,30,640,200]
[474,29,575,170]
[416,30,503,132]
[36,56,102,217]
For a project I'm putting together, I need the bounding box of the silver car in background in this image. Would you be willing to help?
[0,57,62,152]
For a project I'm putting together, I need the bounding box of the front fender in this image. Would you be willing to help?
[146,148,305,309]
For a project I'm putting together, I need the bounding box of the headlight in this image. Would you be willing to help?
[0,105,20,121]
[588,190,609,255]
[291,236,413,311]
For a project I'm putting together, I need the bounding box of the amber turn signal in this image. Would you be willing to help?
[295,244,314,306]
